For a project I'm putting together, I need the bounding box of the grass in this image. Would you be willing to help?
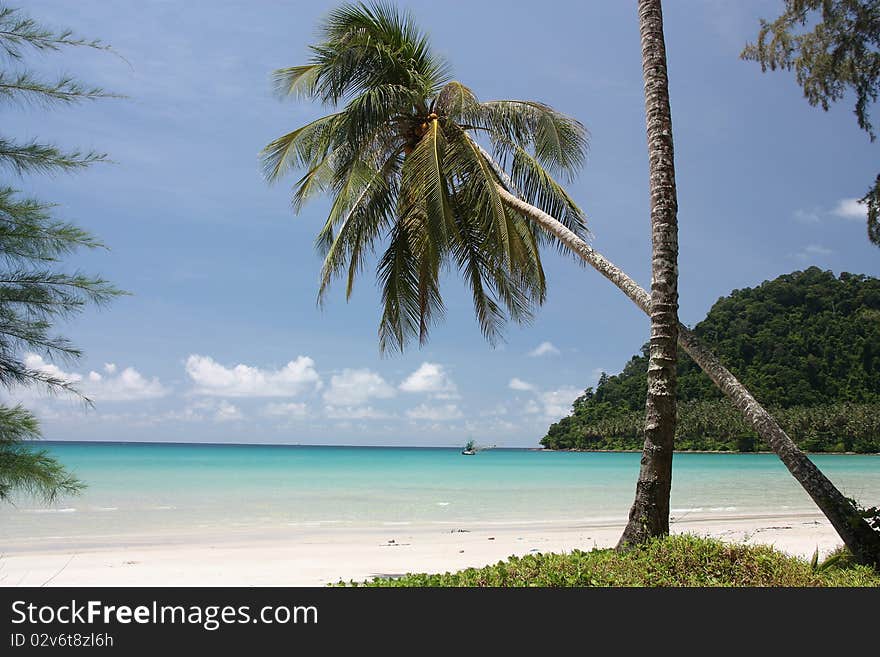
[339,534,880,587]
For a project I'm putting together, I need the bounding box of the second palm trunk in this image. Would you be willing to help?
[618,0,680,546]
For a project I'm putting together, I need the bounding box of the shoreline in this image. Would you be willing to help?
[0,510,843,587]
[538,448,880,455]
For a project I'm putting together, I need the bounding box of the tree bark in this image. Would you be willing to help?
[617,0,680,547]
[497,184,880,567]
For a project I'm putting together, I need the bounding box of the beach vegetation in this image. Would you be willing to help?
[340,534,880,587]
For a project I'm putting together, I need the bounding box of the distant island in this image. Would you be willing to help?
[541,268,880,453]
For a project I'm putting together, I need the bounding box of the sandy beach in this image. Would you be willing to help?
[0,510,843,586]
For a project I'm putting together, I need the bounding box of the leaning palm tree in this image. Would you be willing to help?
[262,2,880,566]
[262,3,586,351]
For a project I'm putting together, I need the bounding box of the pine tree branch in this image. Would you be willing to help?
[0,138,108,174]
[0,72,120,106]
[0,6,112,59]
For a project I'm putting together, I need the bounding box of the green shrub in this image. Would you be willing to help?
[338,535,880,587]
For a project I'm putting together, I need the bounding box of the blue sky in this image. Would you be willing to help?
[6,0,879,447]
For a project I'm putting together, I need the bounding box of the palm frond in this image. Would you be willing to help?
[260,112,340,182]
[377,222,421,352]
[492,134,587,237]
[376,196,445,350]
[303,1,448,103]
[291,151,338,211]
[434,80,478,119]
[451,212,508,343]
[400,120,455,245]
[466,100,588,180]
[336,83,417,147]
[317,152,400,302]
[272,64,321,99]
[444,125,512,265]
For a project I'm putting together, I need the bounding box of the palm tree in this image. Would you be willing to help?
[616,0,680,548]
[262,1,880,566]
[262,3,586,352]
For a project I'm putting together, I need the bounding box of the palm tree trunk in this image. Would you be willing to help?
[616,0,680,546]
[497,185,880,567]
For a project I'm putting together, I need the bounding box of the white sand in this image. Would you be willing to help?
[0,510,844,586]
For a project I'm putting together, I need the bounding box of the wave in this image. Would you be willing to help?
[671,506,738,514]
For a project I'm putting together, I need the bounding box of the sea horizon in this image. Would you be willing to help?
[24,439,879,455]
[4,442,878,554]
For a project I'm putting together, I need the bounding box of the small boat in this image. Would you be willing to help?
[461,439,477,455]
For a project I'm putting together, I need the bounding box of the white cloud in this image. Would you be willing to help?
[24,353,80,386]
[324,405,391,420]
[323,369,395,406]
[24,354,168,401]
[528,341,560,357]
[263,402,309,418]
[539,387,583,419]
[162,398,234,423]
[794,199,868,225]
[509,377,536,392]
[86,365,169,401]
[479,403,508,417]
[793,208,821,224]
[214,401,243,422]
[185,354,320,397]
[510,381,581,419]
[803,244,833,255]
[832,198,867,221]
[399,362,457,397]
[160,405,207,422]
[406,403,463,421]
[793,244,833,260]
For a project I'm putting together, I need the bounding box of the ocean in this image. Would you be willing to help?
[2,442,878,549]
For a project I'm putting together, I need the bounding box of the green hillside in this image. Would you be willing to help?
[541,268,880,452]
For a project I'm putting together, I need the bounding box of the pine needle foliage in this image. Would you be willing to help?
[0,4,123,504]
[742,0,880,246]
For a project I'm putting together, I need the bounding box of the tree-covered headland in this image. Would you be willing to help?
[542,268,880,453]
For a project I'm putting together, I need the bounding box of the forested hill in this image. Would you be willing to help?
[541,268,880,452]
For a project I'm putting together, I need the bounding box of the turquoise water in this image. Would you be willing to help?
[2,442,878,547]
